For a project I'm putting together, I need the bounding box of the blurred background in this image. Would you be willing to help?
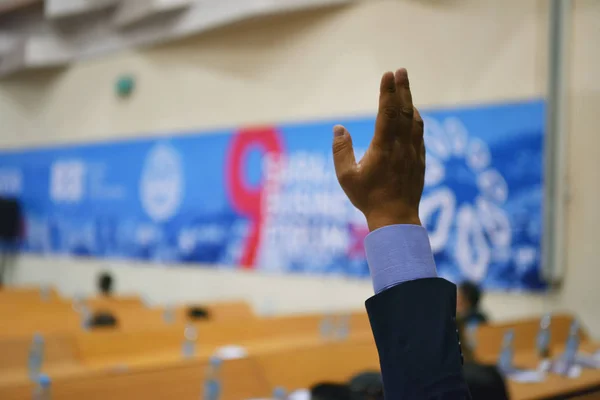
[0,0,598,399]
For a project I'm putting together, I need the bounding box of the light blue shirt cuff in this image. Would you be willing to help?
[364,224,438,294]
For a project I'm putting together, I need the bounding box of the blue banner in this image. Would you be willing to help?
[0,99,545,290]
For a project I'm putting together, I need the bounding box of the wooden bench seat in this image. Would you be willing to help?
[473,313,588,359]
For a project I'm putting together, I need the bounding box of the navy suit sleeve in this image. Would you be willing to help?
[365,278,471,400]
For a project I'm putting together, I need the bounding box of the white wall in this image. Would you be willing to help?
[0,1,598,335]
[560,0,600,337]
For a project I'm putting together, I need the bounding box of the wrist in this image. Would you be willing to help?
[365,208,421,232]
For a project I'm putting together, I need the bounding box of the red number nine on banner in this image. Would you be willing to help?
[225,127,284,269]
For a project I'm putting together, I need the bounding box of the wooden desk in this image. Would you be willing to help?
[0,333,79,373]
[513,372,600,400]
[85,295,143,310]
[479,342,600,400]
[0,357,269,400]
[255,333,378,390]
[0,286,60,303]
[0,337,329,400]
[0,310,82,338]
[474,314,587,360]
[48,357,267,400]
[515,343,600,400]
[73,312,371,366]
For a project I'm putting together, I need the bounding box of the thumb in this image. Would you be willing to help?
[332,125,357,185]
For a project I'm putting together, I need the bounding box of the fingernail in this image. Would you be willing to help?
[395,68,408,82]
[333,125,345,137]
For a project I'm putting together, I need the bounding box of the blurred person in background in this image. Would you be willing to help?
[457,281,488,327]
[91,271,118,328]
[98,271,114,297]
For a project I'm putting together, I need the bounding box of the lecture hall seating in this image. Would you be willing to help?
[1,285,599,400]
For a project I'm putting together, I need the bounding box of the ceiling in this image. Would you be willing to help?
[0,0,361,77]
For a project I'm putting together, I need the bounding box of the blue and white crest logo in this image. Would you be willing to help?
[421,116,511,283]
[139,143,184,222]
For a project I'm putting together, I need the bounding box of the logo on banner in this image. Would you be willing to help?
[50,160,86,202]
[139,143,184,222]
[421,117,511,283]
[0,168,23,195]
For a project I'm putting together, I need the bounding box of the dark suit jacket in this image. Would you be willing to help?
[366,278,471,399]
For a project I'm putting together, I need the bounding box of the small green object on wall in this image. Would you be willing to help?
[116,75,135,98]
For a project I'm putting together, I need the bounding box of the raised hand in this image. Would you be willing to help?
[332,68,425,231]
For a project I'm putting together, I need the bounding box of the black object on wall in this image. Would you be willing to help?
[0,197,22,242]
[0,197,23,287]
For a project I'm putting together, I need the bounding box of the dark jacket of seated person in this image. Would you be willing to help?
[462,363,508,400]
[311,375,383,400]
[457,318,509,400]
[348,371,383,400]
[90,311,118,328]
[310,382,358,400]
[363,225,471,399]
